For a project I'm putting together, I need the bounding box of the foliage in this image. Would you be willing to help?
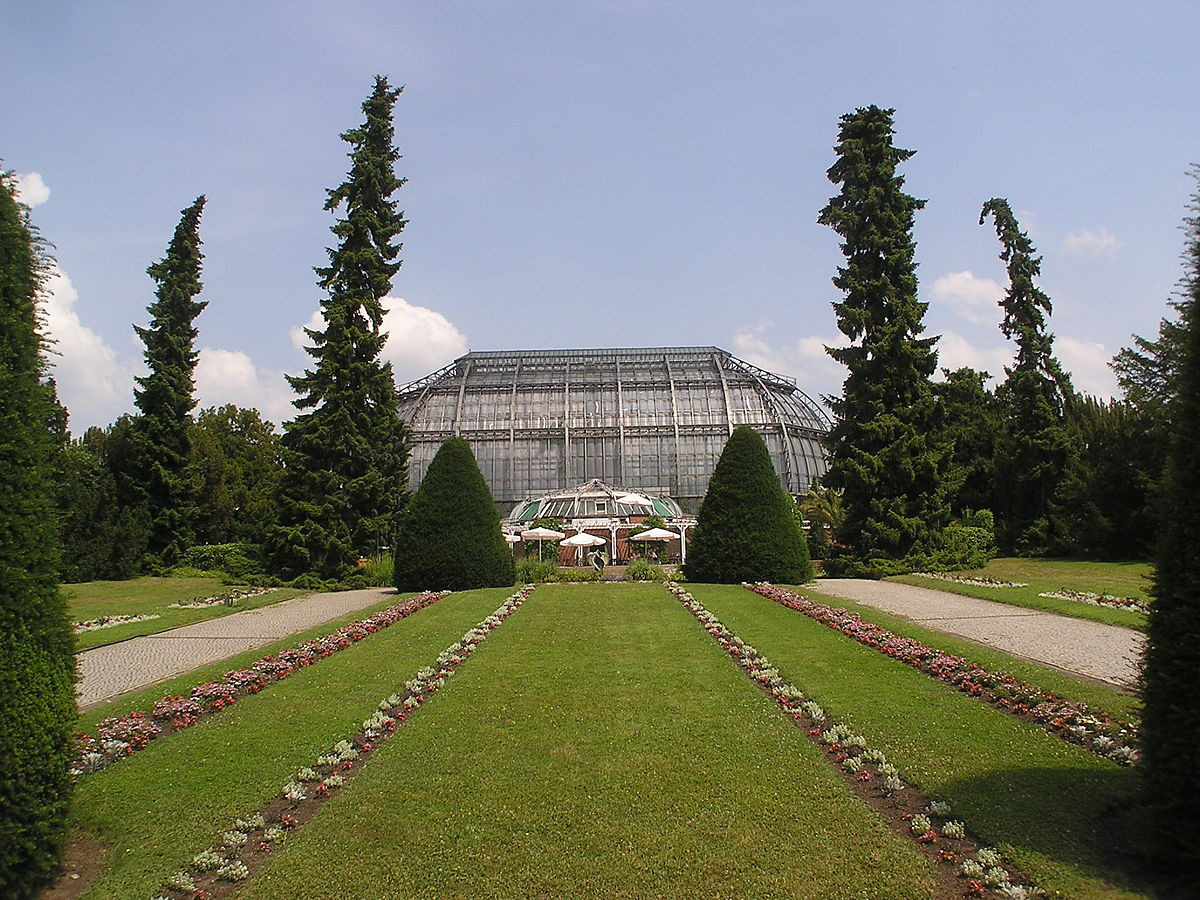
[550,567,601,582]
[267,76,410,580]
[190,406,283,546]
[1141,166,1200,872]
[128,196,208,567]
[0,169,76,898]
[935,367,999,517]
[818,106,951,575]
[683,426,812,584]
[177,543,264,580]
[979,199,1075,555]
[800,485,844,561]
[394,437,515,591]
[927,525,995,571]
[515,559,558,583]
[625,559,668,581]
[358,554,394,587]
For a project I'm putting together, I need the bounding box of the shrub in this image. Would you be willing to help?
[515,559,558,583]
[394,438,515,591]
[359,555,393,587]
[551,568,600,583]
[928,525,996,571]
[625,559,667,582]
[683,426,813,584]
[178,543,264,579]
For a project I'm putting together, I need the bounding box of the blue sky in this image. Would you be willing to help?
[5,1,1197,433]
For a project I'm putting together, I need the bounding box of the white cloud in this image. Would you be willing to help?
[195,348,295,427]
[1056,335,1118,399]
[933,331,1013,384]
[13,171,50,207]
[930,270,1005,327]
[291,296,469,385]
[1062,227,1122,257]
[730,322,848,405]
[40,264,136,432]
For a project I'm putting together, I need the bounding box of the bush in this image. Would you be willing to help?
[930,525,996,571]
[394,438,515,591]
[683,426,813,584]
[516,559,558,583]
[178,543,264,579]
[359,555,393,587]
[550,568,600,583]
[625,559,668,582]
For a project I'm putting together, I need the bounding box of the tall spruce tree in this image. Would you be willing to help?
[129,196,207,566]
[0,170,76,897]
[979,198,1074,553]
[1140,168,1200,872]
[818,105,950,576]
[266,76,410,580]
[683,426,812,584]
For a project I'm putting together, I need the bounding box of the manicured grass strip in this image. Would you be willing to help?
[788,585,1140,723]
[890,557,1152,632]
[68,587,516,900]
[73,591,450,776]
[68,576,308,650]
[669,583,1040,897]
[154,586,534,898]
[752,583,1138,765]
[694,584,1152,900]
[241,583,936,900]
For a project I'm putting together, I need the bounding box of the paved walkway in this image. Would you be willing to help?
[77,588,395,708]
[809,579,1144,689]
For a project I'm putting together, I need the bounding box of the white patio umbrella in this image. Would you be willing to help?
[560,533,607,547]
[629,527,680,541]
[616,493,655,508]
[521,527,566,560]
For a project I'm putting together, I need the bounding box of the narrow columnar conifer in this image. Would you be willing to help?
[394,437,514,591]
[0,170,76,897]
[129,196,207,566]
[683,426,812,584]
[818,105,950,575]
[979,198,1074,553]
[267,76,410,580]
[1140,168,1200,872]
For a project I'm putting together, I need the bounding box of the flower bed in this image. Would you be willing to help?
[669,583,1042,899]
[1037,589,1148,613]
[911,572,1029,588]
[73,613,162,633]
[72,590,450,776]
[746,583,1139,766]
[168,587,279,609]
[154,585,534,900]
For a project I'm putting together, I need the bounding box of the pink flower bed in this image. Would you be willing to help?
[72,590,450,776]
[745,582,1139,766]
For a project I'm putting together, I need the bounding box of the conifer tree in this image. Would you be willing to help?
[979,198,1074,553]
[267,76,410,580]
[1140,170,1200,871]
[394,437,514,591]
[818,105,950,575]
[129,196,207,565]
[683,426,812,584]
[0,170,76,897]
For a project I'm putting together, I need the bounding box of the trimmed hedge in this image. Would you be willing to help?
[394,437,515,591]
[683,426,813,584]
[0,172,76,896]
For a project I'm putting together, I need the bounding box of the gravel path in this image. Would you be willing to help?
[810,579,1144,689]
[77,588,396,708]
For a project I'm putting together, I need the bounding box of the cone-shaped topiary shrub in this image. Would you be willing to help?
[394,437,515,591]
[0,171,76,897]
[683,425,812,584]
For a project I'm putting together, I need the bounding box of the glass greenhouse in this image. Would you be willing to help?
[397,346,830,512]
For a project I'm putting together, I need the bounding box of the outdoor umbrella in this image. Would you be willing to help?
[560,532,606,563]
[521,527,566,561]
[616,493,654,508]
[629,527,680,541]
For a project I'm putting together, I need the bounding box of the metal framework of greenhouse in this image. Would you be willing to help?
[397,346,831,513]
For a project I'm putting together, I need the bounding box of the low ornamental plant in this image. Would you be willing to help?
[667,583,1042,898]
[73,613,162,633]
[155,585,535,900]
[911,572,1029,588]
[168,586,278,609]
[72,590,450,776]
[745,583,1139,765]
[1037,589,1148,613]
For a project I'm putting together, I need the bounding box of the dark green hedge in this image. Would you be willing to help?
[683,426,813,585]
[394,437,515,591]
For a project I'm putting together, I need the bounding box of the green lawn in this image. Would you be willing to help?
[695,584,1150,899]
[242,583,934,899]
[890,558,1153,631]
[66,576,308,650]
[71,587,517,898]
